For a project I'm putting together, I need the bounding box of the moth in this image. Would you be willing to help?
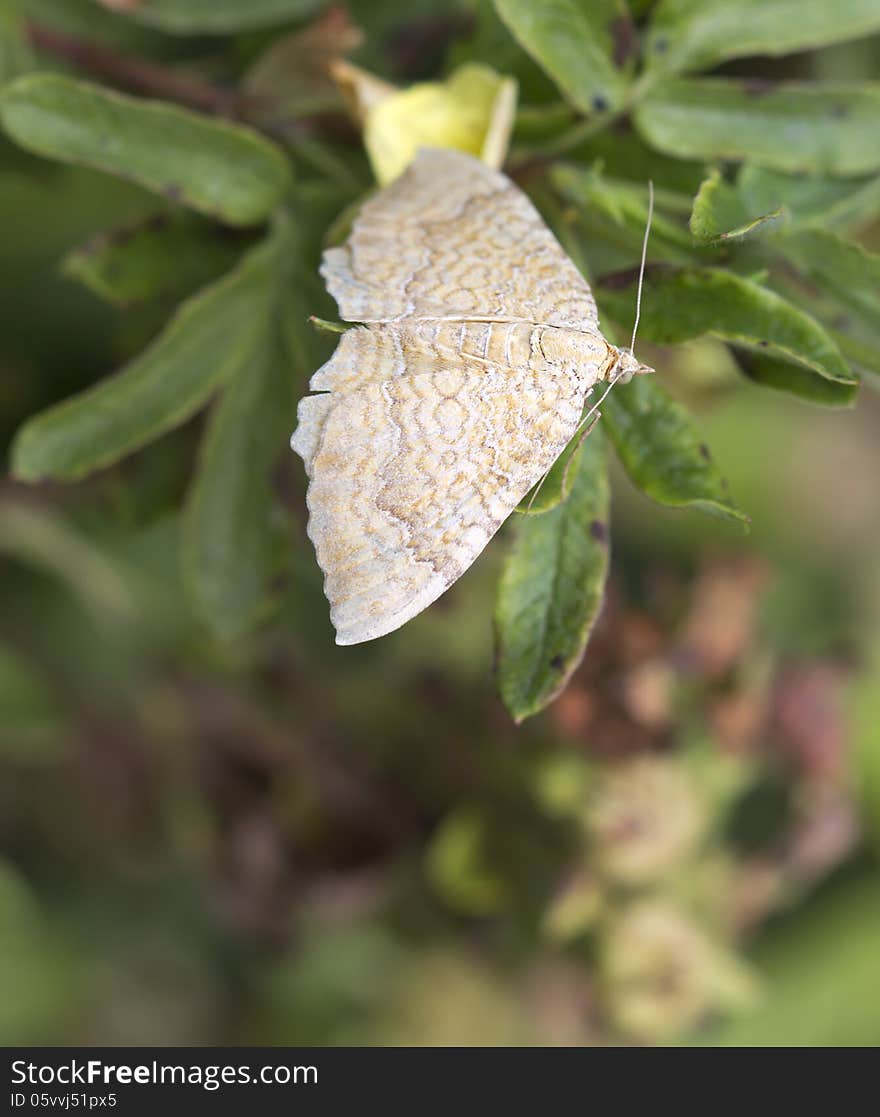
[291,147,652,644]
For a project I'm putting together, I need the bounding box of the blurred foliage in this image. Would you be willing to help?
[1,0,879,1047]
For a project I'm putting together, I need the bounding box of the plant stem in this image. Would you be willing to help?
[25,21,357,150]
[538,111,617,158]
[27,22,241,117]
[518,69,661,163]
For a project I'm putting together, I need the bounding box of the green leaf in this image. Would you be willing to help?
[114,0,323,34]
[776,229,880,341]
[17,0,166,50]
[496,427,610,722]
[597,267,857,385]
[690,169,782,244]
[0,74,292,225]
[766,228,880,389]
[645,0,880,75]
[562,128,706,198]
[635,79,880,177]
[62,214,245,307]
[833,331,880,380]
[183,217,316,641]
[517,433,585,515]
[602,375,747,526]
[552,164,698,264]
[450,0,561,106]
[737,165,880,232]
[734,352,860,408]
[11,238,275,482]
[183,327,290,641]
[493,0,633,114]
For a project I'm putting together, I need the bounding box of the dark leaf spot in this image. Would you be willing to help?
[550,654,565,671]
[598,267,639,291]
[830,103,848,119]
[164,184,183,202]
[652,35,669,54]
[598,262,668,290]
[699,443,711,461]
[592,94,609,113]
[590,519,608,543]
[759,340,769,347]
[610,15,636,68]
[743,79,774,98]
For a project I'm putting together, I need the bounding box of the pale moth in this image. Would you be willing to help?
[291,148,653,644]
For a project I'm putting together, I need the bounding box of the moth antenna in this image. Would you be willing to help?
[630,178,654,355]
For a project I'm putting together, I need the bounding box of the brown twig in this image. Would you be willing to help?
[27,22,242,117]
[26,21,358,148]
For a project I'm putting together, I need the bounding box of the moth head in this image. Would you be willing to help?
[610,346,654,385]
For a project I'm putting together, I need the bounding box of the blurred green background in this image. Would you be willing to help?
[1,0,880,1047]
